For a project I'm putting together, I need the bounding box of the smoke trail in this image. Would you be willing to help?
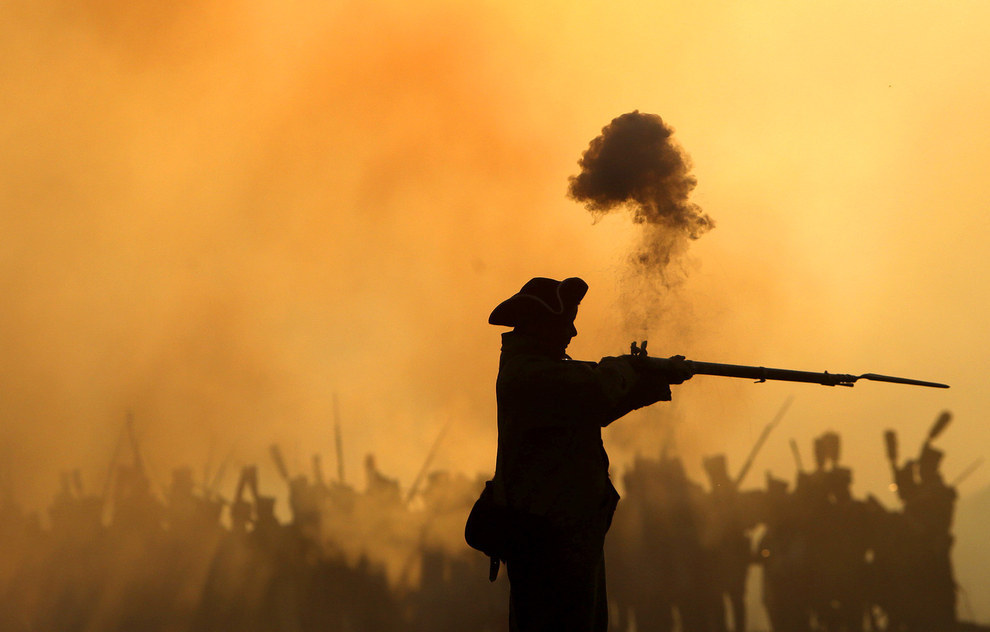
[568,110,714,285]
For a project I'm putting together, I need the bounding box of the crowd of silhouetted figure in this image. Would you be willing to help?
[0,441,506,632]
[0,423,980,632]
[606,427,968,632]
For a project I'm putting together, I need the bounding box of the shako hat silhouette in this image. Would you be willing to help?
[919,444,945,470]
[702,454,731,484]
[489,277,589,327]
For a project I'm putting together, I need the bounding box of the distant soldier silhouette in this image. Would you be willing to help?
[484,276,692,632]
[700,454,756,632]
[903,444,958,631]
[364,453,403,505]
[813,448,869,632]
[758,472,812,632]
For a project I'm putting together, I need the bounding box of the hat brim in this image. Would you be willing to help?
[489,277,588,327]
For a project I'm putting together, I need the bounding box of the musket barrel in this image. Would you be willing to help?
[687,361,857,386]
[685,361,949,388]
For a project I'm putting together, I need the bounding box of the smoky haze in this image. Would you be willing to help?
[0,1,807,531]
[3,1,982,620]
[0,0,568,513]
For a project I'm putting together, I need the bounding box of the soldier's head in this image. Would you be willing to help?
[489,277,588,355]
[255,496,278,523]
[820,431,841,466]
[766,472,789,495]
[765,472,789,505]
[702,454,731,489]
[170,467,195,497]
[828,466,853,503]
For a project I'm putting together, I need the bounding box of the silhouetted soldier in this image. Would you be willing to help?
[364,453,402,506]
[700,454,756,632]
[814,463,869,632]
[199,466,257,631]
[611,455,678,632]
[110,463,164,535]
[903,444,958,631]
[758,472,812,632]
[658,455,713,632]
[485,276,692,632]
[862,492,909,631]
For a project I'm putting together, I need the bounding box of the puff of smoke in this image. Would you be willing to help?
[568,111,713,234]
[568,111,713,282]
[568,111,714,335]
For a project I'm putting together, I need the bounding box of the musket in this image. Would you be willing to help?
[101,420,125,497]
[919,410,952,457]
[628,342,948,388]
[269,444,290,483]
[405,418,453,503]
[884,429,900,484]
[202,435,217,495]
[789,438,805,473]
[684,360,949,389]
[312,454,326,488]
[333,393,346,484]
[951,458,984,488]
[884,430,899,466]
[126,412,144,473]
[72,469,84,497]
[208,446,236,496]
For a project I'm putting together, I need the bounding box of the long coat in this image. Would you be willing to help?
[492,331,674,632]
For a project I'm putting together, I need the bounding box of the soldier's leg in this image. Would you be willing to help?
[507,530,607,632]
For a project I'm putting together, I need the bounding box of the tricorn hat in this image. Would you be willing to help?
[489,277,588,327]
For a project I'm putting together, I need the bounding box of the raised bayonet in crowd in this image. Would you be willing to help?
[790,437,805,472]
[734,396,793,487]
[629,341,949,388]
[951,457,985,487]
[333,393,346,484]
[406,418,453,503]
[921,410,953,452]
[269,443,290,483]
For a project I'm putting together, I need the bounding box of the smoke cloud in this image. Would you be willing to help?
[566,110,715,348]
[568,111,714,288]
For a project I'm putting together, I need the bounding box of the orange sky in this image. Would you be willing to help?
[1,0,988,550]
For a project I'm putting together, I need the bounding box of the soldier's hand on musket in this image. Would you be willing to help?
[626,340,694,385]
[647,355,694,385]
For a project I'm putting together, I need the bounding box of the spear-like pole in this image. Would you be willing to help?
[789,438,805,473]
[734,396,794,488]
[919,410,953,457]
[951,458,984,488]
[333,394,346,484]
[406,419,454,503]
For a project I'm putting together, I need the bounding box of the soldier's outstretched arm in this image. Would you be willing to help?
[503,353,681,427]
